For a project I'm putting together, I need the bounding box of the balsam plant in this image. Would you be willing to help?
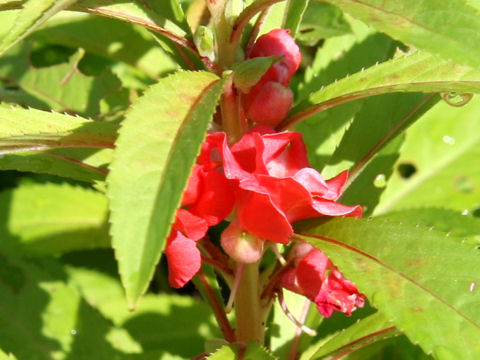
[0,1,480,359]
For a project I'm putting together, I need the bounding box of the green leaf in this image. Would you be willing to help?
[296,1,351,45]
[283,0,310,37]
[0,255,138,359]
[0,349,16,360]
[302,312,400,360]
[233,56,279,93]
[0,183,109,256]
[31,12,177,79]
[319,0,480,69]
[375,96,480,215]
[207,343,278,360]
[286,50,480,128]
[297,217,480,359]
[376,208,480,242]
[208,345,238,359]
[0,43,122,117]
[107,71,223,309]
[66,264,221,358]
[141,0,191,36]
[0,0,78,57]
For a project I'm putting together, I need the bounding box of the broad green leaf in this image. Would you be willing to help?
[319,0,480,69]
[375,96,480,215]
[0,0,78,57]
[0,255,138,359]
[296,1,351,45]
[0,43,122,117]
[283,0,310,37]
[377,208,480,242]
[0,183,109,256]
[31,12,177,79]
[66,264,221,358]
[286,50,480,129]
[301,312,399,360]
[107,71,223,309]
[297,217,480,359]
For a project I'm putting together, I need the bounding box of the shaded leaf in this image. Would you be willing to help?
[375,96,480,215]
[0,0,78,57]
[0,183,109,256]
[283,0,310,37]
[297,217,480,359]
[107,71,223,308]
[320,0,480,69]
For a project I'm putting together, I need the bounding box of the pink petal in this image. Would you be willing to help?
[324,171,349,201]
[174,209,209,241]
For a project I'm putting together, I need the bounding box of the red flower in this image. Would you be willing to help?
[165,157,234,288]
[281,244,366,317]
[210,127,362,244]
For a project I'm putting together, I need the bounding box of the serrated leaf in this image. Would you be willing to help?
[297,217,480,359]
[244,342,278,360]
[0,183,109,256]
[0,43,122,116]
[0,0,78,57]
[320,0,480,69]
[107,71,222,309]
[375,96,480,215]
[208,345,238,359]
[302,312,399,360]
[283,0,310,37]
[0,255,138,359]
[287,51,480,128]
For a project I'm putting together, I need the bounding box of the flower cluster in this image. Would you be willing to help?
[165,125,364,317]
[243,29,302,127]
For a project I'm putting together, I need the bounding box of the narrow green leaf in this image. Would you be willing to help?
[375,96,480,215]
[107,71,223,309]
[297,217,480,359]
[0,183,109,256]
[233,56,279,93]
[318,0,480,69]
[286,51,480,128]
[283,0,310,37]
[0,0,78,57]
[302,312,400,360]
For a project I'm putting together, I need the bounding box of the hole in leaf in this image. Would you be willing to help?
[30,44,75,68]
[397,163,417,179]
[454,176,475,194]
[472,207,480,218]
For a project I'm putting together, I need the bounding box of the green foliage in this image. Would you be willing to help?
[0,182,109,256]
[298,217,480,359]
[283,0,310,37]
[107,71,223,309]
[320,0,480,69]
[233,56,279,93]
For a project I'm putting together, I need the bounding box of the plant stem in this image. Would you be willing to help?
[221,77,244,144]
[234,261,265,344]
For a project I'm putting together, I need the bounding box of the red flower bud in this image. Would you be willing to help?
[245,81,293,127]
[220,221,264,263]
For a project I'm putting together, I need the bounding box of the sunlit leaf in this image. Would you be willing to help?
[297,217,480,359]
[107,71,223,309]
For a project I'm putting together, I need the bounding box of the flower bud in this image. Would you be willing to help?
[245,81,293,126]
[221,221,264,263]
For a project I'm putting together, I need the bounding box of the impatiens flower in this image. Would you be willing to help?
[281,243,366,317]
[165,158,234,288]
[244,29,301,126]
[209,126,362,244]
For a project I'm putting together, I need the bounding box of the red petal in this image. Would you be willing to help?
[236,189,293,243]
[296,249,329,301]
[311,199,363,218]
[324,171,349,201]
[174,209,209,241]
[165,230,202,288]
[182,164,202,206]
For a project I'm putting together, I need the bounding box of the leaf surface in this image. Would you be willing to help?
[107,71,223,308]
[283,0,310,37]
[0,0,78,57]
[297,217,480,359]
[0,183,109,256]
[286,51,480,128]
[320,0,480,69]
